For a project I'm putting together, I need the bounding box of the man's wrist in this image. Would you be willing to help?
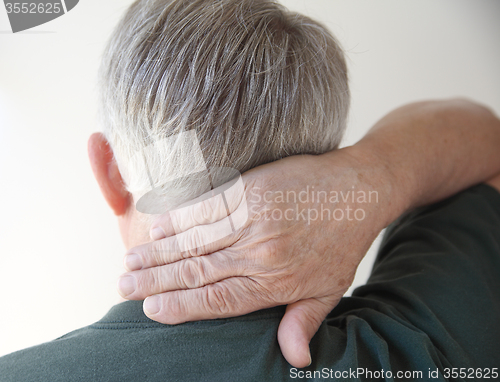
[330,143,414,228]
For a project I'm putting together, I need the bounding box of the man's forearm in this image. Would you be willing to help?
[339,99,500,225]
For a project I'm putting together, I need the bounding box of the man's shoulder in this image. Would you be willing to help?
[0,302,289,382]
[0,326,92,382]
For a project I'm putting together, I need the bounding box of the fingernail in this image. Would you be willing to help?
[117,275,136,297]
[144,296,161,315]
[151,227,166,240]
[306,352,312,367]
[124,253,142,271]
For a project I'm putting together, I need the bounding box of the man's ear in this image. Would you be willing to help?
[88,133,131,216]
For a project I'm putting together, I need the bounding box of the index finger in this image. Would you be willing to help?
[150,172,248,240]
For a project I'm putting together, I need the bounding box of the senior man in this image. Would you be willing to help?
[1,0,500,380]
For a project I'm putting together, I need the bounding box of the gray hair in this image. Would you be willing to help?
[99,0,350,205]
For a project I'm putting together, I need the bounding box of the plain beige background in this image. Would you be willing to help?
[1,0,499,356]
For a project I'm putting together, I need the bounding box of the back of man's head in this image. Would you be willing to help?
[99,0,349,206]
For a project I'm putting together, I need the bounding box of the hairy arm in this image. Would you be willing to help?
[120,99,500,368]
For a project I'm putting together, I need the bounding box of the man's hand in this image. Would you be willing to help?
[118,147,393,368]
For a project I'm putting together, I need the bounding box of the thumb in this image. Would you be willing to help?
[277,296,337,368]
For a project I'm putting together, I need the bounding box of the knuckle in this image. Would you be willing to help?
[177,258,207,289]
[137,268,164,294]
[150,268,166,292]
[183,234,204,258]
[149,244,166,266]
[183,226,205,253]
[184,245,201,259]
[203,283,232,315]
[192,199,215,225]
[151,238,180,265]
[269,277,294,303]
[147,240,169,265]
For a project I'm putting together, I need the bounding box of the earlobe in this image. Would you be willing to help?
[88,133,131,216]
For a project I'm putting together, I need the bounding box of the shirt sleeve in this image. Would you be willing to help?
[355,184,500,367]
[310,184,500,379]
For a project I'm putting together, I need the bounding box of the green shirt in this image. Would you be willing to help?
[1,184,499,381]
